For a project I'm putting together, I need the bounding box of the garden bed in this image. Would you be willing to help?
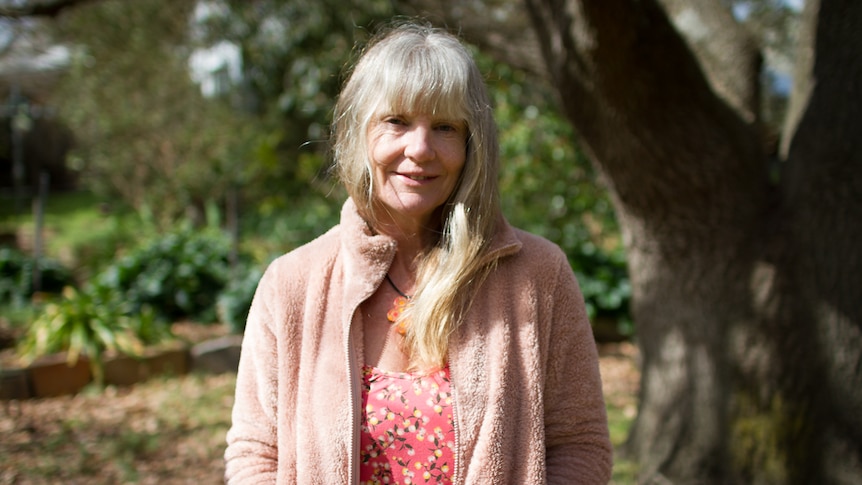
[0,322,238,400]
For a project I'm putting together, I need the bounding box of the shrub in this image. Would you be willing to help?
[216,264,264,334]
[17,285,171,383]
[570,244,633,340]
[95,229,232,323]
[0,247,75,307]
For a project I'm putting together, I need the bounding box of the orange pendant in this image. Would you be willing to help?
[386,296,409,335]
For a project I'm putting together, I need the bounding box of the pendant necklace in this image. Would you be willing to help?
[385,273,411,335]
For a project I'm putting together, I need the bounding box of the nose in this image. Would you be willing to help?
[404,125,434,163]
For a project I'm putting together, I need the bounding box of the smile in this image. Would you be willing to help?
[399,173,435,181]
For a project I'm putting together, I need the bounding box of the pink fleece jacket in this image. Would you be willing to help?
[225,199,613,484]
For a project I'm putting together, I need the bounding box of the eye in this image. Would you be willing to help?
[435,120,465,134]
[384,116,407,126]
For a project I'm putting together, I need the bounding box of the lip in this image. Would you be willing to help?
[396,172,438,183]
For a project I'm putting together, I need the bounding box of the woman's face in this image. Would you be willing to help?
[367,111,467,228]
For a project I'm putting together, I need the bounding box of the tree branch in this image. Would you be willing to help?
[0,0,99,18]
[522,0,768,231]
[657,0,763,124]
[395,0,545,76]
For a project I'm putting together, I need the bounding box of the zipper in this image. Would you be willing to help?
[345,305,360,484]
[448,352,462,485]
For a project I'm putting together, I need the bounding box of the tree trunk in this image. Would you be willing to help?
[520,0,862,483]
[779,1,862,482]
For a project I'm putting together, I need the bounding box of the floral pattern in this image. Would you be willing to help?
[359,365,455,484]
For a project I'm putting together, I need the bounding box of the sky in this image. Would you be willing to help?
[785,0,804,10]
[734,0,804,20]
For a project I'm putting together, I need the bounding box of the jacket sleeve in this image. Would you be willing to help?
[543,253,613,484]
[224,267,283,483]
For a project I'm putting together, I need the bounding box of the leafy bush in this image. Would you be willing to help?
[15,228,234,377]
[570,244,633,339]
[94,229,232,323]
[217,264,264,334]
[18,286,171,382]
[0,247,74,307]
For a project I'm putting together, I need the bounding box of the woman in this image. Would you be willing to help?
[225,22,612,484]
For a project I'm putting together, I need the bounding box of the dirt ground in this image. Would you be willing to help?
[598,341,641,414]
[0,341,639,484]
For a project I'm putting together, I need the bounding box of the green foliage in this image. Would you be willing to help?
[606,401,639,483]
[0,247,74,307]
[201,0,394,118]
[17,286,169,382]
[195,0,392,227]
[571,244,632,334]
[217,265,264,334]
[51,0,395,231]
[95,229,232,323]
[53,0,253,227]
[16,228,233,375]
[0,191,150,279]
[244,190,342,258]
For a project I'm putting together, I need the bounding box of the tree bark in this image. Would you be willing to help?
[518,0,862,483]
[780,0,862,482]
[519,0,765,480]
[656,0,763,125]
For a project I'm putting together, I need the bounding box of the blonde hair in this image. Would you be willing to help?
[332,22,502,370]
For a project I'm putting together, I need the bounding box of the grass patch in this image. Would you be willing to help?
[0,190,143,274]
[608,400,638,483]
[600,342,640,483]
[0,190,110,234]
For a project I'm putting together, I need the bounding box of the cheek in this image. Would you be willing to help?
[369,136,399,167]
[444,144,468,174]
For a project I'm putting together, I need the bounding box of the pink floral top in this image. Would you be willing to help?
[359,364,455,485]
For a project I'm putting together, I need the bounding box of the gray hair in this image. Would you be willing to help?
[332,22,500,237]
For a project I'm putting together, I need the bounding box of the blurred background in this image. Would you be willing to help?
[1,1,828,484]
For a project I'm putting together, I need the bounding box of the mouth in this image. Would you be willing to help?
[398,173,436,182]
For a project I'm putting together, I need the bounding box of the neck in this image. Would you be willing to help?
[383,233,422,294]
[373,224,435,296]
[373,208,443,257]
[365,203,446,290]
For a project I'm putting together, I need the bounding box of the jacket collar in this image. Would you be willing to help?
[338,199,398,327]
[483,213,523,265]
